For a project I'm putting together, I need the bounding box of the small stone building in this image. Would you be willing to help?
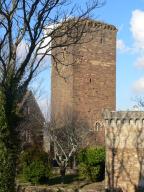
[19,91,44,149]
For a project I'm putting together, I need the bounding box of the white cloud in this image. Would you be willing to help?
[133,77,144,93]
[116,39,133,53]
[135,57,144,68]
[116,10,144,56]
[37,33,51,56]
[17,40,28,62]
[130,9,144,50]
[117,39,126,50]
[130,9,144,69]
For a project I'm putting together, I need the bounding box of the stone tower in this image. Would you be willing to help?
[51,20,117,145]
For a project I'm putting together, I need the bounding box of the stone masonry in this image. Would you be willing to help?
[20,91,44,149]
[104,110,144,192]
[51,20,117,145]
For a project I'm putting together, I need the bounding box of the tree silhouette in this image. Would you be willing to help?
[0,0,104,191]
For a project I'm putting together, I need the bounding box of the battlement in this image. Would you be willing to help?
[55,18,117,34]
[103,110,144,125]
[84,19,117,31]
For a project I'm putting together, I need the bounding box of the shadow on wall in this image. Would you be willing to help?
[103,110,144,192]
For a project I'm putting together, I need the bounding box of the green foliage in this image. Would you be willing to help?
[23,160,50,184]
[0,143,16,192]
[77,147,105,182]
[0,92,17,192]
[19,147,51,184]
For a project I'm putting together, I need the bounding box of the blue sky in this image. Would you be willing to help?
[36,0,144,113]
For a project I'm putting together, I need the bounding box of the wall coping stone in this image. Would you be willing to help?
[103,110,144,121]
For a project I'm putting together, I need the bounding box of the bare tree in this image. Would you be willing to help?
[0,1,104,191]
[134,96,144,110]
[45,111,89,183]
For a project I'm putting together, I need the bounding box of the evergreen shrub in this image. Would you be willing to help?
[19,147,51,184]
[77,147,105,182]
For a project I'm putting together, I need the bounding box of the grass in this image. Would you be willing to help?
[17,174,31,185]
[49,174,79,185]
[17,173,105,191]
[17,173,89,187]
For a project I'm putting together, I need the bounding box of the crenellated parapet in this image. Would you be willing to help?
[58,19,117,32]
[84,19,117,31]
[103,110,144,126]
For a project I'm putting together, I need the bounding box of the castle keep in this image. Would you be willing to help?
[51,20,117,144]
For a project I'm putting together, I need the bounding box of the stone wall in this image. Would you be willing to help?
[104,110,144,192]
[51,20,117,145]
[19,91,44,149]
[17,186,77,192]
[17,182,105,192]
[17,184,104,192]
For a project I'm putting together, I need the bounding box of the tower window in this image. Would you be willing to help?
[95,122,101,131]
[90,78,91,83]
[100,32,105,44]
[100,37,103,44]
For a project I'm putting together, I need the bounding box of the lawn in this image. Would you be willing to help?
[17,173,105,191]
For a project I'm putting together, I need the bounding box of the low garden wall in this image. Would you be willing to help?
[104,110,144,192]
[17,185,104,192]
[17,185,76,192]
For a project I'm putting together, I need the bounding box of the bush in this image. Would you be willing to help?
[19,147,51,184]
[77,147,105,182]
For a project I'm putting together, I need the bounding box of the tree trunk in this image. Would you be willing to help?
[73,155,76,169]
[60,166,66,184]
